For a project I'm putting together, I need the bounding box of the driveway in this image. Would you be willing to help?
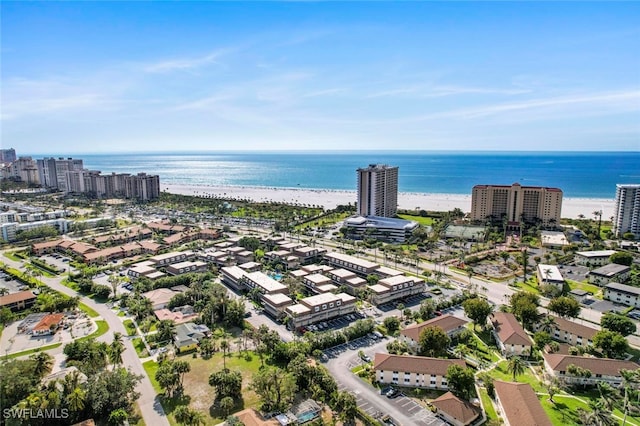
[324,336,446,426]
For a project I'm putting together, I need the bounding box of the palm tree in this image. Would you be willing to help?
[109,332,125,366]
[597,382,618,410]
[579,400,616,426]
[539,316,557,334]
[620,369,639,426]
[507,356,526,382]
[66,386,86,412]
[31,352,53,377]
[220,339,229,370]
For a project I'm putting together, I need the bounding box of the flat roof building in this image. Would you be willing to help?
[343,215,418,243]
[613,184,640,239]
[285,292,356,328]
[357,164,398,218]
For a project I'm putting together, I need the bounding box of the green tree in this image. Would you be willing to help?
[533,331,552,350]
[383,316,400,334]
[510,291,540,328]
[418,299,435,320]
[251,366,297,412]
[445,364,475,399]
[418,326,450,357]
[592,329,629,359]
[108,408,129,425]
[462,298,493,330]
[209,369,243,400]
[219,396,235,417]
[601,313,637,336]
[31,352,53,377]
[507,356,526,381]
[335,390,358,423]
[547,296,581,318]
[86,368,142,419]
[109,332,125,367]
[0,306,14,325]
[610,252,633,266]
[157,320,176,344]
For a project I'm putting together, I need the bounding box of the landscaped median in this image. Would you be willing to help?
[5,342,63,360]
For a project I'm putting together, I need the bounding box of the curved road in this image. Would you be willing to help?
[1,252,169,426]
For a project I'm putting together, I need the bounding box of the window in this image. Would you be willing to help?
[322,304,327,310]
[314,307,319,312]
[336,301,341,306]
[329,303,334,308]
[404,377,410,383]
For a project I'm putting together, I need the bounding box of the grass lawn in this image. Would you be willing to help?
[488,361,544,393]
[145,351,263,425]
[477,387,498,421]
[6,343,63,359]
[132,338,148,358]
[567,280,603,299]
[397,214,435,226]
[124,319,137,336]
[78,302,99,318]
[78,319,109,341]
[117,310,126,317]
[540,393,589,425]
[4,251,24,262]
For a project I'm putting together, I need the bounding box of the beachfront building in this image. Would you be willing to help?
[534,316,597,347]
[373,353,465,390]
[357,164,398,218]
[536,264,565,291]
[613,184,640,239]
[488,312,533,357]
[493,381,552,426]
[401,314,468,353]
[285,292,356,327]
[604,282,640,308]
[368,275,425,306]
[574,250,617,267]
[470,183,563,230]
[542,353,640,388]
[588,264,631,286]
[342,215,419,243]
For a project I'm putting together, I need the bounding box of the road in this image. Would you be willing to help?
[0,252,169,426]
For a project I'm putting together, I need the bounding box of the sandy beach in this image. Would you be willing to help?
[164,183,614,220]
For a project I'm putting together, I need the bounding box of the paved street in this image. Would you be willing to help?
[0,252,169,426]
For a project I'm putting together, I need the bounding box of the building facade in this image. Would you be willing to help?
[374,353,466,390]
[357,164,399,218]
[471,183,563,229]
[613,184,640,239]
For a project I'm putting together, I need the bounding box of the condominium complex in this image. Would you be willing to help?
[613,184,640,239]
[470,183,563,228]
[357,164,398,218]
[0,148,17,164]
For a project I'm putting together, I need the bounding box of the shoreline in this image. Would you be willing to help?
[163,183,614,220]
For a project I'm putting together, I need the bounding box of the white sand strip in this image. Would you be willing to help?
[163,183,614,220]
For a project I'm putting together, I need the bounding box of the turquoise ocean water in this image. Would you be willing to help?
[48,151,639,199]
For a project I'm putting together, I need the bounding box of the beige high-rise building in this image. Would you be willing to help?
[613,184,640,238]
[471,183,562,228]
[357,164,398,217]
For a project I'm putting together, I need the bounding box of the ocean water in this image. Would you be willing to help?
[65,151,639,199]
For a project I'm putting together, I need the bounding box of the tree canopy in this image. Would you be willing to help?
[418,326,450,357]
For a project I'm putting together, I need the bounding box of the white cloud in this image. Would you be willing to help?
[142,48,233,73]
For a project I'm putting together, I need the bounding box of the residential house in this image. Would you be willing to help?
[174,322,210,353]
[401,314,469,353]
[488,312,533,357]
[542,353,640,388]
[493,381,552,426]
[142,288,181,310]
[373,353,465,390]
[154,305,199,324]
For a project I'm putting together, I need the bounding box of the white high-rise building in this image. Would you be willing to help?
[613,184,640,239]
[357,164,398,218]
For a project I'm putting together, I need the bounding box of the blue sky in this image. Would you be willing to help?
[2,2,639,153]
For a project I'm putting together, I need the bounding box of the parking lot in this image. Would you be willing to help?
[302,312,366,333]
[38,254,77,274]
[0,271,29,293]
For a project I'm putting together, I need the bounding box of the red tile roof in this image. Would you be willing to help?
[431,392,481,425]
[490,312,533,346]
[494,381,552,426]
[0,290,36,306]
[374,353,465,376]
[543,353,640,377]
[401,314,468,342]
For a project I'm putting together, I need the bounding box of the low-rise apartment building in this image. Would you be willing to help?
[542,353,640,388]
[534,316,597,347]
[285,292,356,328]
[430,392,481,426]
[324,252,379,276]
[128,261,166,281]
[604,282,640,308]
[493,381,552,426]
[0,290,37,311]
[166,260,208,276]
[536,264,565,291]
[574,250,617,267]
[489,312,533,357]
[220,266,246,291]
[373,353,465,390]
[368,275,425,306]
[262,293,294,319]
[241,271,289,297]
[149,250,194,267]
[588,264,631,286]
[401,314,469,353]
